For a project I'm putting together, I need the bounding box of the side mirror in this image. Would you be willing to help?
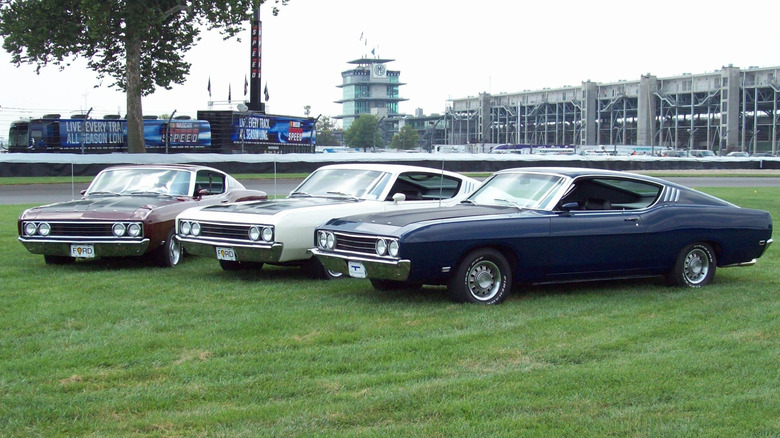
[392,192,406,204]
[560,202,580,215]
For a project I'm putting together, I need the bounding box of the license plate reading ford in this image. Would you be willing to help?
[216,247,237,261]
[71,244,95,258]
[347,261,367,278]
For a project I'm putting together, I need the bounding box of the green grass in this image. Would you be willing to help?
[1,188,778,436]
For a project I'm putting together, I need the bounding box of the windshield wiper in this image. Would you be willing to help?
[494,198,526,210]
[326,191,359,200]
[289,191,312,197]
[88,191,121,196]
[129,190,170,197]
[460,199,476,205]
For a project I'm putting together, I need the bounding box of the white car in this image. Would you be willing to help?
[175,164,481,278]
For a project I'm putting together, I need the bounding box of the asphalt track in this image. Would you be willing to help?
[2,176,780,206]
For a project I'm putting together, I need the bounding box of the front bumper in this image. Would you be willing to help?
[178,236,283,263]
[18,237,150,257]
[309,248,411,281]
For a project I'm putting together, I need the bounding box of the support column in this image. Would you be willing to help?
[637,74,658,147]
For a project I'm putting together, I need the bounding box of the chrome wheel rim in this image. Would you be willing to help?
[169,238,181,266]
[683,248,709,285]
[467,260,501,301]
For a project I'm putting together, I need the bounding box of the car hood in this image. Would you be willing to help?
[20,195,181,220]
[197,197,357,215]
[330,204,523,228]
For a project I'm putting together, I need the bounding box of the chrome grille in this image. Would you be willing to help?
[334,232,377,255]
[50,222,115,237]
[198,222,249,240]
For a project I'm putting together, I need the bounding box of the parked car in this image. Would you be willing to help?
[689,149,717,158]
[18,164,267,267]
[176,163,481,277]
[311,167,773,304]
[726,151,750,157]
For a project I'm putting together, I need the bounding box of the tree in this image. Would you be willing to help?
[344,114,380,151]
[390,125,420,150]
[315,115,340,146]
[0,0,288,153]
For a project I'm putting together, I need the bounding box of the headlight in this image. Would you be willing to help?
[112,223,126,237]
[24,222,38,236]
[127,223,142,237]
[318,231,328,249]
[388,240,400,257]
[326,232,336,249]
[261,226,273,242]
[376,238,387,256]
[180,221,191,235]
[38,222,51,236]
[248,226,261,241]
[191,222,201,236]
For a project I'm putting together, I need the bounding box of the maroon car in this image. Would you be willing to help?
[18,164,267,267]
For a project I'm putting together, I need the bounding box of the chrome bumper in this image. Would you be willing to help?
[18,237,150,257]
[310,248,411,281]
[178,236,283,263]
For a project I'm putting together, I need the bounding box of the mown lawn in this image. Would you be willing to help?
[1,187,778,437]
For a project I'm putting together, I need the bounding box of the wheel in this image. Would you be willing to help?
[219,259,263,271]
[155,229,182,268]
[667,243,716,287]
[448,249,512,304]
[302,257,343,280]
[44,255,75,265]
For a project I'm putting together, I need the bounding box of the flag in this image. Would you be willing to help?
[264,83,269,102]
[228,84,232,102]
[243,75,248,96]
[371,48,375,56]
[207,77,211,97]
[359,31,363,41]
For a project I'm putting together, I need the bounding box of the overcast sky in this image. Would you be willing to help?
[1,0,779,142]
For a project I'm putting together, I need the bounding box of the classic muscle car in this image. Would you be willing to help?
[18,164,267,267]
[311,167,773,304]
[175,163,480,277]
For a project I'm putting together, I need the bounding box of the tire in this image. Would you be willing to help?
[155,229,182,268]
[302,257,343,280]
[219,259,263,271]
[448,249,512,304]
[666,243,716,287]
[44,255,75,265]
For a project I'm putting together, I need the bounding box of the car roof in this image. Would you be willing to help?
[496,167,645,179]
[315,163,469,178]
[102,164,222,173]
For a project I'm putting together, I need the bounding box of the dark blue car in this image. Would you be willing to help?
[311,167,773,304]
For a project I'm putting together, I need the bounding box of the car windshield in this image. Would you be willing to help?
[467,172,566,210]
[290,168,389,200]
[87,168,192,196]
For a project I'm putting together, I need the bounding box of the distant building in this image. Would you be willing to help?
[335,58,407,132]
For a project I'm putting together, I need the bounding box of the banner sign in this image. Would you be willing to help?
[232,115,315,145]
[58,119,211,149]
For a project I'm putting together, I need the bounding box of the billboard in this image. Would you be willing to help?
[232,114,315,145]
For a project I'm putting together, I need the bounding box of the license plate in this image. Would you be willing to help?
[216,247,237,261]
[71,244,95,258]
[347,260,367,278]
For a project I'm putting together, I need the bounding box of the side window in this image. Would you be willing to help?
[561,177,661,210]
[387,172,463,201]
[194,171,226,195]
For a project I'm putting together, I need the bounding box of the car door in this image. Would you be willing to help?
[545,176,662,280]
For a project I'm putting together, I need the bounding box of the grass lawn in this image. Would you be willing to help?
[0,187,778,436]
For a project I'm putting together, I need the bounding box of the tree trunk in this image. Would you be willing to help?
[125,29,146,153]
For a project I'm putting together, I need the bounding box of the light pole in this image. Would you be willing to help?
[80,107,92,154]
[165,110,177,154]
